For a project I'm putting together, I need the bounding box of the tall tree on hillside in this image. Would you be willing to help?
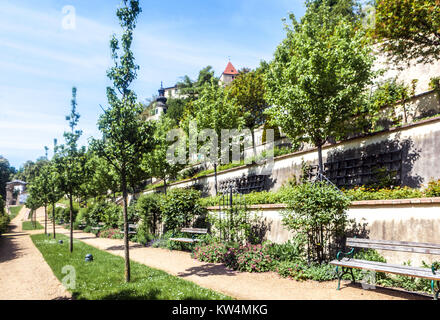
[265,2,376,177]
[54,87,86,252]
[226,68,268,158]
[373,0,440,64]
[91,0,155,282]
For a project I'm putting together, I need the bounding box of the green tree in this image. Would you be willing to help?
[373,0,440,64]
[142,117,184,195]
[92,0,155,282]
[186,80,242,195]
[265,3,376,176]
[53,87,86,252]
[226,68,268,157]
[0,156,15,200]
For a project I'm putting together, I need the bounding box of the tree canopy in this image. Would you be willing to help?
[265,2,376,174]
[373,0,440,64]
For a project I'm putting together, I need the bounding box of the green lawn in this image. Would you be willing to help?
[9,205,23,220]
[31,233,233,300]
[22,221,44,230]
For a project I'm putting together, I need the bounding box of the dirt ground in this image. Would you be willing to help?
[0,206,71,300]
[32,208,430,300]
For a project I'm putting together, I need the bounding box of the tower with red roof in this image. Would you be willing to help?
[219,61,239,86]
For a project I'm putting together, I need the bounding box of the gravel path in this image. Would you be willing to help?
[0,206,71,300]
[32,208,429,300]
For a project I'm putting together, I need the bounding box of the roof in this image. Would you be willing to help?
[222,62,238,75]
[6,180,27,185]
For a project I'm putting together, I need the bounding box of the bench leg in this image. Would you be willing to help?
[431,280,439,300]
[336,266,355,290]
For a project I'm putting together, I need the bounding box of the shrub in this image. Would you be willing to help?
[425,179,440,197]
[192,243,228,263]
[136,193,163,236]
[161,189,207,233]
[0,214,9,235]
[224,243,274,273]
[282,181,351,263]
[276,261,336,281]
[87,201,122,228]
[265,239,306,262]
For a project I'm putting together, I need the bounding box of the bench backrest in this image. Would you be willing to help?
[347,238,440,255]
[181,228,208,234]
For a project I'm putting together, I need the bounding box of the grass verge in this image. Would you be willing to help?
[31,233,233,300]
[21,221,44,230]
[22,221,44,230]
[9,205,23,220]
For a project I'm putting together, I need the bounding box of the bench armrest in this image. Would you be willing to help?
[336,248,355,261]
[432,262,440,275]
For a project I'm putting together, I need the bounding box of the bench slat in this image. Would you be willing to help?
[169,237,200,243]
[181,228,208,234]
[331,258,440,281]
[346,238,440,255]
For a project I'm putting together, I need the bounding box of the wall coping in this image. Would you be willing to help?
[206,197,440,210]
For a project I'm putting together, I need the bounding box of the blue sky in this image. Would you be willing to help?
[0,0,306,169]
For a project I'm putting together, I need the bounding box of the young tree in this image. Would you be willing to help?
[54,87,86,252]
[373,0,440,64]
[142,117,184,195]
[92,0,155,282]
[47,141,63,239]
[187,80,243,194]
[265,3,376,177]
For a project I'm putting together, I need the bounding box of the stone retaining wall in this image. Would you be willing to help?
[208,198,440,266]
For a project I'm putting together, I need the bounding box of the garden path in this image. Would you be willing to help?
[34,207,429,300]
[0,206,71,300]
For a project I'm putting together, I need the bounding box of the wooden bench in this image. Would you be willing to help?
[91,222,105,235]
[330,238,440,300]
[119,223,138,235]
[169,228,208,244]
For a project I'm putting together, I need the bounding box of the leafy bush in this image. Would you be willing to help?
[224,243,274,273]
[85,201,122,228]
[276,261,336,281]
[136,193,163,236]
[282,181,351,263]
[161,189,207,233]
[192,243,228,263]
[344,186,423,201]
[0,214,9,235]
[265,239,306,262]
[425,179,440,197]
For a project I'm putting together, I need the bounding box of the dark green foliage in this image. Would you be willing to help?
[0,198,9,234]
[161,188,206,233]
[282,182,351,263]
[135,193,162,236]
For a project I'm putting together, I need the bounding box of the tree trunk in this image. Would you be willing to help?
[52,202,56,239]
[44,205,47,235]
[69,195,73,253]
[317,144,324,180]
[251,129,256,162]
[122,172,131,283]
[214,163,218,196]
